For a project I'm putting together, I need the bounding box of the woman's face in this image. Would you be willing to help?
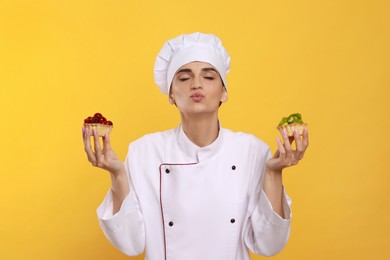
[170,61,228,116]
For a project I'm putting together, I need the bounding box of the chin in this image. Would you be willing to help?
[177,102,220,115]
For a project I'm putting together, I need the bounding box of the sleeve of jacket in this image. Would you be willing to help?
[96,143,145,256]
[244,142,292,256]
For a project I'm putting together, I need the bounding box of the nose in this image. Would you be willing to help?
[190,76,202,90]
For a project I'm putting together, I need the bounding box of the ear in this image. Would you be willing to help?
[220,89,228,103]
[168,94,176,105]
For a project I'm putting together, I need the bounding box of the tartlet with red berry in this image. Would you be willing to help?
[84,113,113,137]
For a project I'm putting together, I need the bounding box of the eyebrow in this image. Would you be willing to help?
[176,68,192,74]
[176,67,218,75]
[202,67,218,73]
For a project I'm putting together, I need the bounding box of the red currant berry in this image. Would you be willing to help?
[99,117,107,124]
[84,117,93,123]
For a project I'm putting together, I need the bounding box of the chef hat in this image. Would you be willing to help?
[154,32,231,95]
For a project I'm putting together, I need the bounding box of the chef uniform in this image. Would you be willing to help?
[97,33,292,260]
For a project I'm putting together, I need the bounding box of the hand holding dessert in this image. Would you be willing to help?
[82,113,124,176]
[266,113,309,173]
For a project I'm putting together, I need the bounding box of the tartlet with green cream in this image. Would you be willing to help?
[277,113,307,137]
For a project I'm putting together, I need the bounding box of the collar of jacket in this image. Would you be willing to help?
[176,123,224,163]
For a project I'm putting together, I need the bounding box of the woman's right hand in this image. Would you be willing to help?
[82,126,125,176]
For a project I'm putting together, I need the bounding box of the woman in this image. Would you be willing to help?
[82,32,309,260]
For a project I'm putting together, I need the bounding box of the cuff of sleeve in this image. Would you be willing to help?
[259,187,292,227]
[96,189,138,232]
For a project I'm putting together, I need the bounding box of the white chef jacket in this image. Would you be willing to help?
[97,125,292,260]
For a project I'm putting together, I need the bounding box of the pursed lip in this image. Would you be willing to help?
[190,92,205,102]
[190,92,205,98]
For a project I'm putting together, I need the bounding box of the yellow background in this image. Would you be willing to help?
[1,0,389,259]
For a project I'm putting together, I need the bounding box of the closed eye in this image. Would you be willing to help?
[179,78,190,81]
[204,77,215,80]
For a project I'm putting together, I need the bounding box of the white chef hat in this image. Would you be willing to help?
[154,32,231,95]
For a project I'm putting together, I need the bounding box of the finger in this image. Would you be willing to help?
[93,128,103,166]
[82,126,97,166]
[296,127,309,160]
[294,130,304,160]
[82,126,89,143]
[276,137,286,159]
[274,149,280,158]
[102,133,111,154]
[302,127,309,148]
[281,128,293,156]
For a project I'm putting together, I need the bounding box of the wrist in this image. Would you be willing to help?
[110,167,129,197]
[264,166,283,187]
[265,166,282,177]
[110,167,126,181]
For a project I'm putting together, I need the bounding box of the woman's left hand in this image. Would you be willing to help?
[266,127,309,173]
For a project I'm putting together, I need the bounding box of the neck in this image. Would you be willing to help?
[181,113,220,147]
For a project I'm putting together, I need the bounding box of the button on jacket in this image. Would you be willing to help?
[97,125,292,260]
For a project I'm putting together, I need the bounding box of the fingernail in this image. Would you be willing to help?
[283,129,287,137]
[294,130,299,135]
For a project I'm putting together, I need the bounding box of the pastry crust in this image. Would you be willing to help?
[277,123,307,137]
[84,123,113,137]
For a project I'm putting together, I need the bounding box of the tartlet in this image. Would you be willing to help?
[277,113,307,137]
[83,113,113,137]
